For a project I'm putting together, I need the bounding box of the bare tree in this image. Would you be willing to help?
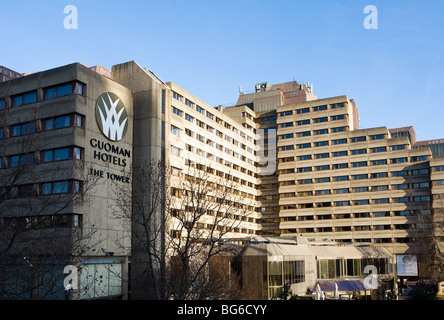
[0,116,101,299]
[112,160,252,300]
[416,194,444,282]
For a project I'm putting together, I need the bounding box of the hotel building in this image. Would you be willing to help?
[0,60,443,299]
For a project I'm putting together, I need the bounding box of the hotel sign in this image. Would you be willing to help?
[396,255,418,276]
[95,92,128,141]
[89,92,131,183]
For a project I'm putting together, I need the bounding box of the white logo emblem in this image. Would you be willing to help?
[95,92,128,141]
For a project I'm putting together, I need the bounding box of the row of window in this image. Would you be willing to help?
[0,214,82,231]
[282,195,431,208]
[280,182,430,194]
[5,180,82,199]
[281,148,428,161]
[0,113,84,139]
[280,167,430,178]
[279,114,347,128]
[278,103,346,118]
[281,210,429,220]
[0,81,84,109]
[0,146,82,169]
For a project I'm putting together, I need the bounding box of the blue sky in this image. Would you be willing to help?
[1,0,443,141]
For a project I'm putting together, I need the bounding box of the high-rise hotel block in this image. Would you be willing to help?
[0,61,443,299]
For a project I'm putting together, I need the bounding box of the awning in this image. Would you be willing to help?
[310,279,384,292]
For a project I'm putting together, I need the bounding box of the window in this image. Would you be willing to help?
[316,177,330,183]
[433,165,444,172]
[371,172,388,179]
[12,91,37,107]
[172,107,182,117]
[392,184,408,190]
[371,159,387,166]
[297,179,312,185]
[12,122,36,137]
[370,134,385,140]
[315,165,330,171]
[297,155,312,161]
[352,174,368,180]
[173,92,183,102]
[42,147,82,163]
[395,210,410,216]
[373,185,388,191]
[391,158,407,164]
[313,105,327,112]
[296,119,310,126]
[313,117,328,123]
[185,114,194,123]
[280,145,294,151]
[335,201,350,206]
[297,167,312,173]
[354,200,369,205]
[334,188,349,194]
[331,127,346,133]
[44,82,84,99]
[390,145,406,151]
[353,187,369,193]
[332,163,348,169]
[413,196,431,202]
[170,146,180,157]
[352,161,367,168]
[296,107,309,114]
[373,198,389,204]
[411,169,429,175]
[206,111,214,119]
[279,110,293,117]
[392,170,408,177]
[413,182,430,189]
[370,147,386,153]
[280,122,294,128]
[374,212,389,217]
[43,114,83,131]
[332,139,347,145]
[350,136,366,143]
[331,114,345,121]
[315,190,331,195]
[279,133,294,140]
[0,99,5,110]
[296,131,310,137]
[411,156,428,162]
[313,129,328,135]
[332,151,347,157]
[315,153,329,159]
[171,125,180,136]
[334,176,348,182]
[331,103,345,109]
[351,149,366,155]
[42,181,80,195]
[297,143,311,149]
[314,141,328,147]
[393,197,409,203]
[196,105,204,114]
[9,153,34,167]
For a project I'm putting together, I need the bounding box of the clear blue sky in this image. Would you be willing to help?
[1,0,443,141]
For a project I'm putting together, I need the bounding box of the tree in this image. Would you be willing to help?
[0,112,101,299]
[112,160,253,300]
